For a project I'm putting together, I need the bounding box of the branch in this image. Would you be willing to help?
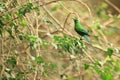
[39,0,92,20]
[105,0,120,14]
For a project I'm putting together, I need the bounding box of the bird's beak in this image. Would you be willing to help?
[72,18,75,21]
[73,17,78,21]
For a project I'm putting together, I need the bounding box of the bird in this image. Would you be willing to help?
[73,17,98,55]
[73,17,90,42]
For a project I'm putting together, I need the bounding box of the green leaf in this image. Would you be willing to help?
[0,19,5,28]
[20,20,28,27]
[7,29,12,35]
[19,34,24,40]
[0,2,5,12]
[54,36,60,41]
[0,29,2,36]
[44,19,53,24]
[113,15,120,20]
[5,14,11,22]
[108,27,118,35]
[101,2,108,9]
[26,2,33,10]
[94,35,99,41]
[96,2,109,18]
[50,4,60,12]
[49,63,57,70]
[16,72,28,80]
[67,78,75,80]
[94,60,102,67]
[54,35,83,53]
[18,7,26,16]
[7,29,14,39]
[6,58,17,68]
[51,6,57,12]
[36,56,44,64]
[25,34,38,49]
[33,6,40,12]
[92,65,102,74]
[43,69,49,77]
[114,66,120,72]
[12,21,19,32]
[84,63,89,70]
[25,35,37,42]
[5,68,12,75]
[106,48,113,57]
[101,72,113,80]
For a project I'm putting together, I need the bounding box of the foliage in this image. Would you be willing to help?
[54,35,85,54]
[0,0,120,80]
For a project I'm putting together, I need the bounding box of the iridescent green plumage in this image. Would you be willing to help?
[73,18,90,42]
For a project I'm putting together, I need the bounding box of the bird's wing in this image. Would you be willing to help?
[76,25,89,35]
[80,29,89,35]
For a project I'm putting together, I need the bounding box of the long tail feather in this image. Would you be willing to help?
[83,35,98,54]
[83,35,91,43]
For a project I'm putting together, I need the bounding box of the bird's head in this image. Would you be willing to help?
[73,17,78,23]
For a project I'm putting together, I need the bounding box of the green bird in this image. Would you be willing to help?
[73,18,90,42]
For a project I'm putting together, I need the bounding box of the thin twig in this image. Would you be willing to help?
[58,2,73,13]
[105,0,120,14]
[103,18,114,26]
[83,50,95,63]
[0,38,3,54]
[39,0,92,20]
[41,5,73,37]
[63,13,72,31]
[42,6,62,29]
[86,41,120,58]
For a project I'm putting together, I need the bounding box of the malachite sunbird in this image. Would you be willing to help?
[73,18,90,42]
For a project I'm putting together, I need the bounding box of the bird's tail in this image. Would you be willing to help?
[83,35,91,43]
[83,35,98,54]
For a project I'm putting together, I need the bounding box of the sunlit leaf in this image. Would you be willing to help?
[67,78,75,80]
[36,56,44,64]
[44,69,49,77]
[20,20,28,27]
[49,63,57,70]
[106,48,113,57]
[5,14,11,22]
[5,68,12,75]
[6,58,17,68]
[94,60,102,67]
[0,2,5,12]
[101,2,108,9]
[101,72,113,80]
